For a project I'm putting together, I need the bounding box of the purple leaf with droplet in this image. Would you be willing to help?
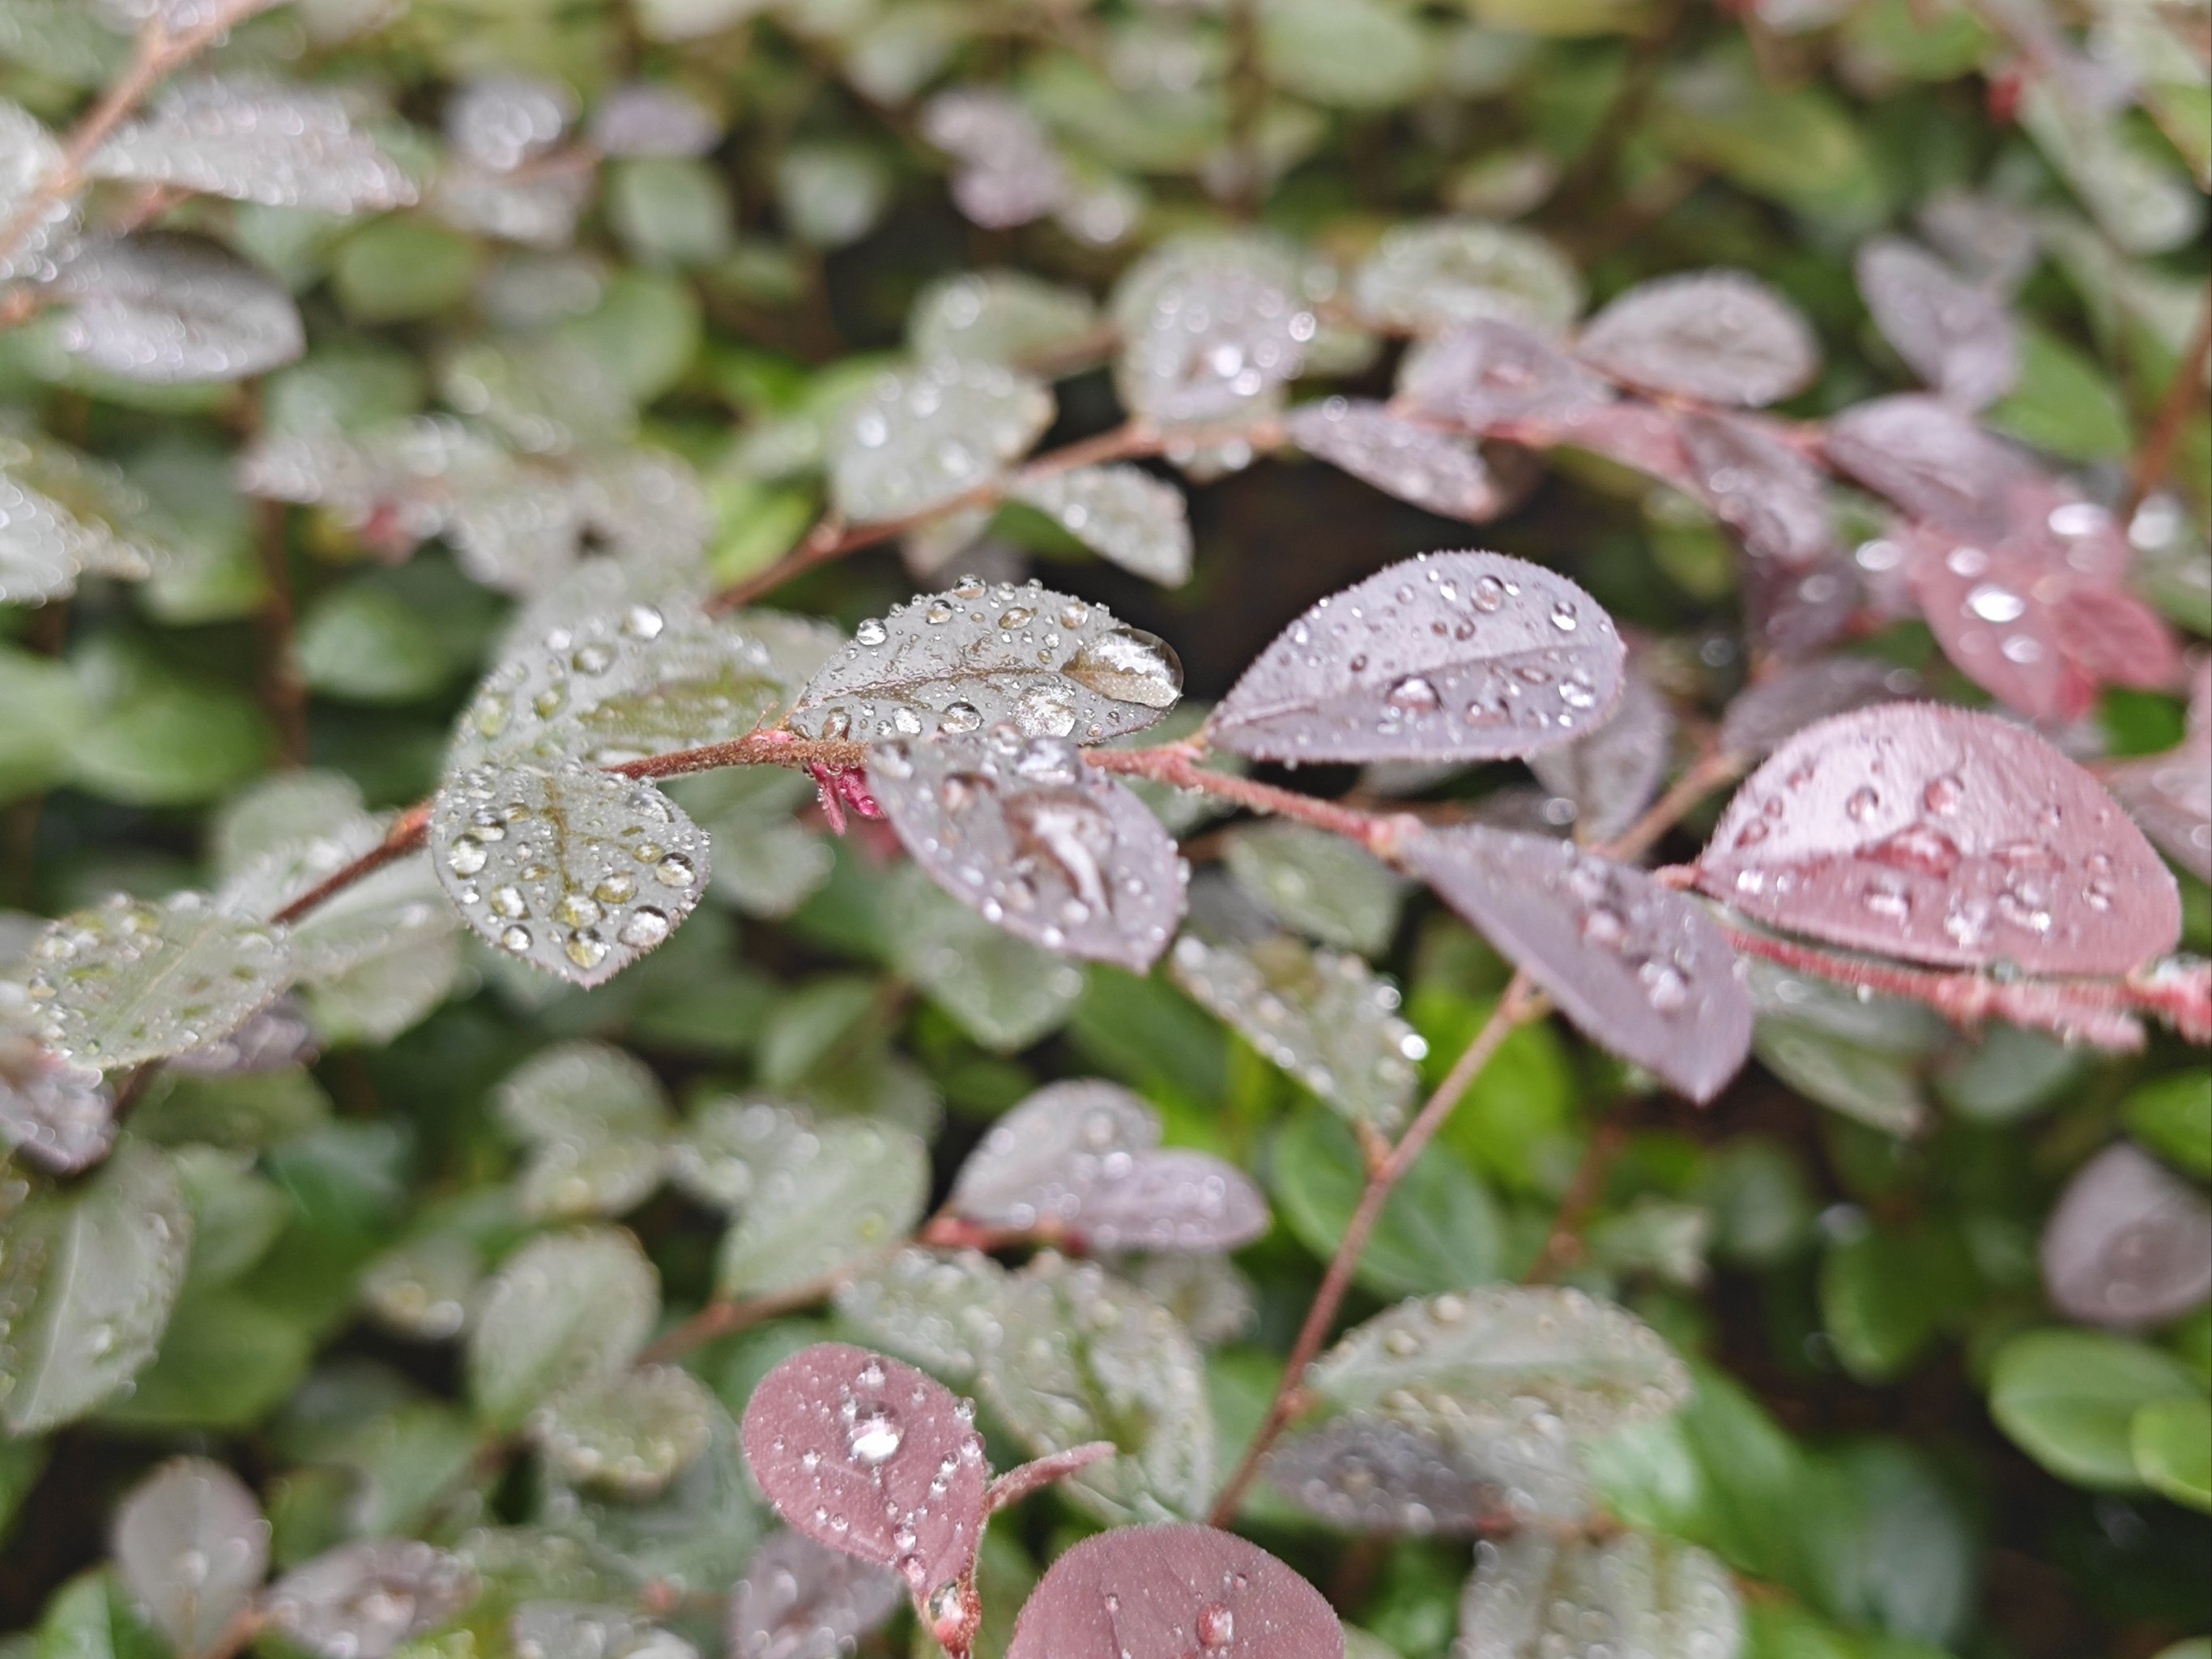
[1574,271,1818,407]
[1396,318,1614,431]
[113,1456,269,1659]
[1822,394,2035,538]
[1694,703,2181,975]
[1677,410,1835,568]
[1209,552,1625,765]
[868,731,1185,971]
[1264,1413,1591,1535]
[2039,1142,2212,1330]
[1526,664,1673,845]
[1400,825,1751,1102]
[1286,399,1501,522]
[0,1037,115,1174]
[985,1442,1119,1514]
[726,1529,903,1659]
[1005,1523,1343,1659]
[739,1343,990,1610]
[1720,657,1922,761]
[1855,237,2018,411]
[951,1079,1269,1252]
[1744,550,1861,658]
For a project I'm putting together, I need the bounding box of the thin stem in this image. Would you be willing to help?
[256,499,309,768]
[637,1278,842,1365]
[1600,744,1744,864]
[2124,285,2212,519]
[1208,973,1547,1525]
[1223,0,1267,217]
[271,804,431,925]
[1085,742,1413,857]
[1524,1115,1632,1284]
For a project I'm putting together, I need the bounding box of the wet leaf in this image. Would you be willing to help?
[509,1604,696,1659]
[2,429,176,604]
[1455,1529,1743,1659]
[2039,1143,2212,1331]
[56,235,305,385]
[543,1398,763,1594]
[869,731,1186,972]
[266,1541,477,1659]
[919,89,1068,228]
[495,1042,672,1219]
[1719,657,1921,760]
[1676,411,1835,568]
[2105,744,2212,883]
[112,1457,267,1659]
[1010,465,1193,587]
[1272,1109,1502,1299]
[0,1038,116,1174]
[725,1529,903,1659]
[1005,1522,1341,1659]
[882,864,1086,1051]
[1112,234,1315,429]
[951,1079,1268,1252]
[1396,319,1615,432]
[1822,394,2034,538]
[466,1227,658,1430]
[2133,1397,2212,1513]
[978,1255,1213,1523]
[361,1232,480,1341]
[1210,552,1625,765]
[1694,703,2181,975]
[590,83,721,158]
[1309,1286,1690,1439]
[1988,1328,2198,1489]
[0,98,76,284]
[714,1116,928,1296]
[909,270,1099,367]
[430,760,710,988]
[28,892,292,1071]
[535,1364,718,1498]
[835,1247,1012,1382]
[1855,237,2017,410]
[739,1342,989,1606]
[1352,219,1583,337]
[829,359,1053,524]
[1170,933,1425,1134]
[1124,1254,1256,1348]
[1266,1413,1592,1534]
[1286,399,1501,522]
[671,767,832,920]
[1403,827,1751,1103]
[89,76,416,214]
[1527,666,1674,845]
[791,577,1183,747]
[1575,271,1818,407]
[1223,820,1407,956]
[0,1141,190,1432]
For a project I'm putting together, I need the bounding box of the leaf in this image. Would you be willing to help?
[829,359,1053,523]
[669,766,832,920]
[714,1116,928,1296]
[1351,218,1583,337]
[495,1042,672,1219]
[1694,704,2182,975]
[55,235,305,385]
[1527,666,1674,844]
[1719,657,1920,760]
[1676,410,1836,568]
[881,865,1088,1052]
[1,430,173,604]
[1754,1020,1928,1137]
[2124,1073,2212,1179]
[789,577,1183,746]
[869,731,1186,972]
[508,1604,696,1659]
[836,1247,1013,1382]
[739,1342,989,1606]
[466,1227,658,1430]
[725,1529,903,1659]
[1821,394,2035,538]
[1455,1529,1743,1659]
[2105,744,2212,884]
[2039,1144,2212,1331]
[1396,318,1616,432]
[1270,1110,1502,1299]
[1309,1286,1691,1439]
[908,271,1099,367]
[918,89,1068,228]
[361,1232,479,1341]
[1210,552,1626,765]
[265,1541,477,1659]
[1285,399,1502,522]
[1111,234,1315,429]
[430,761,710,988]
[1988,1328,2197,1488]
[535,1364,718,1499]
[1171,933,1425,1133]
[112,1458,268,1659]
[1821,1225,1971,1380]
[0,1141,190,1432]
[0,1038,116,1174]
[1575,271,1818,407]
[1259,0,1431,109]
[1224,820,1407,956]
[89,76,415,214]
[1005,1523,1341,1659]
[2133,1397,2212,1513]
[543,1400,764,1594]
[590,82,721,158]
[1266,1413,1592,1534]
[1854,237,2017,411]
[0,98,76,284]
[979,1255,1214,1523]
[950,1079,1268,1252]
[1010,465,1193,586]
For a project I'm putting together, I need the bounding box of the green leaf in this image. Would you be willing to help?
[714,1115,928,1296]
[1988,1328,2199,1489]
[542,1400,763,1593]
[0,1141,192,1433]
[1455,1529,1743,1659]
[2124,1071,2212,1177]
[1985,322,2133,463]
[70,668,274,808]
[833,1245,1012,1382]
[0,645,88,803]
[494,1042,673,1219]
[173,1146,289,1290]
[296,582,458,705]
[1652,45,1887,221]
[1008,464,1193,587]
[1259,0,1433,110]
[1755,1020,1927,1137]
[2133,1396,2212,1512]
[98,1286,311,1431]
[1819,1224,1974,1384]
[606,157,735,268]
[535,1363,718,1499]
[909,271,1099,367]
[880,866,1087,1053]
[467,1228,659,1431]
[33,1572,169,1659]
[1223,821,1408,957]
[1271,1109,1504,1298]
[667,767,831,921]
[331,219,483,325]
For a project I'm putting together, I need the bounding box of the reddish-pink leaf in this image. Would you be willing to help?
[739,1343,990,1609]
[1694,703,2181,975]
[2104,745,2212,882]
[1524,402,1699,494]
[1396,318,1614,431]
[1822,394,2035,538]
[1285,399,1500,521]
[1743,552,1860,657]
[2039,1143,2212,1330]
[1720,658,1921,761]
[1209,552,1626,765]
[1854,237,2018,411]
[1574,271,1818,407]
[1527,664,1674,845]
[985,1442,1118,1513]
[1400,825,1751,1102]
[1677,411,1835,568]
[1005,1523,1342,1659]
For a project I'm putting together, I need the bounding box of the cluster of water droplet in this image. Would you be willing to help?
[830,358,1055,526]
[1574,268,1818,407]
[1353,218,1584,337]
[0,100,78,286]
[264,1540,477,1659]
[0,1034,114,1173]
[1111,236,1318,429]
[1010,463,1195,586]
[918,87,1069,228]
[1287,398,1498,523]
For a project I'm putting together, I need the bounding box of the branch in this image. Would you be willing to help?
[636,1277,844,1366]
[2124,284,2212,519]
[256,498,309,769]
[1207,973,1549,1526]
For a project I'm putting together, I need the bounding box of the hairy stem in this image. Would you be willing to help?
[1208,973,1547,1526]
[637,1277,843,1366]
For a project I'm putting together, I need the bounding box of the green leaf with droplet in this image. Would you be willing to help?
[494,1042,673,1219]
[1224,821,1408,957]
[714,1116,929,1296]
[535,1363,718,1499]
[1271,1110,1504,1298]
[880,866,1087,1053]
[466,1228,659,1431]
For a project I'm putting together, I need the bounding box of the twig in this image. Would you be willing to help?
[1524,1115,1632,1283]
[637,1278,842,1365]
[1207,973,1548,1525]
[1601,743,1744,864]
[1085,743,1415,858]
[256,499,309,768]
[270,804,432,925]
[2124,285,2212,519]
[1223,0,1268,218]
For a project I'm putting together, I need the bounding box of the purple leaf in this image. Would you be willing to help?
[1676,410,1835,568]
[739,1343,990,1609]
[1574,271,1818,407]
[1209,552,1625,765]
[1720,657,1922,761]
[1264,1413,1591,1535]
[1396,318,1613,431]
[1526,664,1674,845]
[726,1529,902,1659]
[1822,394,2035,538]
[985,1443,1119,1513]
[919,89,1068,228]
[1743,551,1861,658]
[1854,237,2018,411]
[265,1542,476,1659]
[952,1079,1269,1252]
[867,731,1186,971]
[0,1037,116,1174]
[2104,744,2212,883]
[1005,1523,1343,1659]
[1694,703,2181,975]
[2039,1143,2212,1330]
[1400,825,1752,1102]
[1286,399,1501,521]
[113,1457,269,1659]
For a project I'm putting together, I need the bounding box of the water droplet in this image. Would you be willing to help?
[595,872,637,904]
[1063,626,1183,709]
[500,924,532,953]
[655,855,697,889]
[855,618,889,646]
[848,1408,903,1465]
[941,700,982,733]
[1197,1605,1235,1648]
[1385,674,1441,713]
[1923,774,1965,815]
[618,908,669,948]
[1845,786,1880,821]
[448,834,488,876]
[1549,600,1578,632]
[1965,583,2026,623]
